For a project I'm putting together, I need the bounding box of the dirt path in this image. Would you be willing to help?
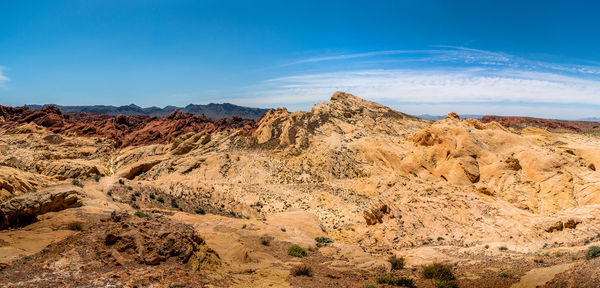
[510,263,575,288]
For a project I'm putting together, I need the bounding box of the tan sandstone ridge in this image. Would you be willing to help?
[1,92,600,287]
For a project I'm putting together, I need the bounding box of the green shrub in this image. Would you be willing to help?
[422,263,456,281]
[389,255,405,270]
[118,179,124,185]
[315,236,333,244]
[130,194,136,201]
[149,193,155,199]
[171,198,179,208]
[376,273,415,287]
[67,221,84,231]
[71,179,83,187]
[157,196,165,203]
[127,186,133,190]
[94,175,101,182]
[195,208,205,215]
[586,246,600,260]
[499,246,508,251]
[290,264,312,277]
[499,270,513,278]
[134,191,140,197]
[134,210,149,218]
[287,245,307,258]
[433,281,458,288]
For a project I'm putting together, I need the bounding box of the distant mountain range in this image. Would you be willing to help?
[416,114,600,122]
[415,114,484,121]
[25,103,270,120]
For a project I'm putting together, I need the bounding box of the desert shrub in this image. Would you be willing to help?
[422,263,456,281]
[376,273,415,287]
[127,186,133,191]
[134,210,149,218]
[130,194,136,201]
[498,246,508,251]
[71,179,83,187]
[157,196,165,203]
[260,235,272,246]
[389,255,405,270]
[118,179,124,185]
[586,246,600,260]
[94,175,101,182]
[433,281,458,288]
[290,264,312,277]
[499,270,513,278]
[67,221,84,231]
[149,193,155,199]
[315,236,333,244]
[134,191,140,197]
[287,245,307,258]
[534,258,544,263]
[107,190,112,196]
[171,198,179,209]
[195,208,205,215]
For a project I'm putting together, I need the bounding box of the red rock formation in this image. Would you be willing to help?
[0,105,258,147]
[480,115,600,132]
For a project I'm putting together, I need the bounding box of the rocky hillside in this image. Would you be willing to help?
[481,115,600,133]
[0,105,256,147]
[26,102,269,120]
[1,92,600,287]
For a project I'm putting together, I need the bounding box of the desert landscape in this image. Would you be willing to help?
[0,91,599,287]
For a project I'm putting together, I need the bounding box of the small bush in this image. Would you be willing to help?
[94,175,101,182]
[434,281,458,288]
[134,191,140,197]
[130,194,136,201]
[171,198,179,209]
[499,270,513,278]
[534,258,544,264]
[134,210,149,218]
[376,273,415,288]
[287,245,307,258]
[499,246,508,251]
[422,263,456,281]
[67,221,84,231]
[389,255,405,270]
[195,208,205,215]
[260,235,272,246]
[149,193,155,199]
[71,179,82,187]
[157,196,165,203]
[315,236,333,244]
[127,186,133,191]
[118,179,124,185]
[586,246,600,260]
[290,264,312,277]
[107,190,112,196]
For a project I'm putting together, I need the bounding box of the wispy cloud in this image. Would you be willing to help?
[226,47,600,118]
[0,67,9,87]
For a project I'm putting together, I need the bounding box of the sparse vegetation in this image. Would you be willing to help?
[433,280,458,288]
[130,194,136,201]
[534,258,544,264]
[290,264,312,277]
[118,179,124,185]
[499,270,513,278]
[127,186,133,190]
[499,246,508,251]
[287,245,307,258]
[72,179,83,187]
[195,208,205,215]
[171,198,179,209]
[422,263,456,281]
[67,221,84,231]
[94,175,101,182]
[388,255,405,270]
[149,193,155,199]
[157,196,165,203]
[315,236,333,244]
[134,210,149,218]
[260,235,271,246]
[586,246,600,260]
[376,273,416,288]
[134,191,140,197]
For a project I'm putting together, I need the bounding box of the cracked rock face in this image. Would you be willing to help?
[0,186,84,229]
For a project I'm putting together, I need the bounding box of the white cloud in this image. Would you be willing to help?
[0,67,9,87]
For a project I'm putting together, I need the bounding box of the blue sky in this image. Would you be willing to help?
[1,0,600,119]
